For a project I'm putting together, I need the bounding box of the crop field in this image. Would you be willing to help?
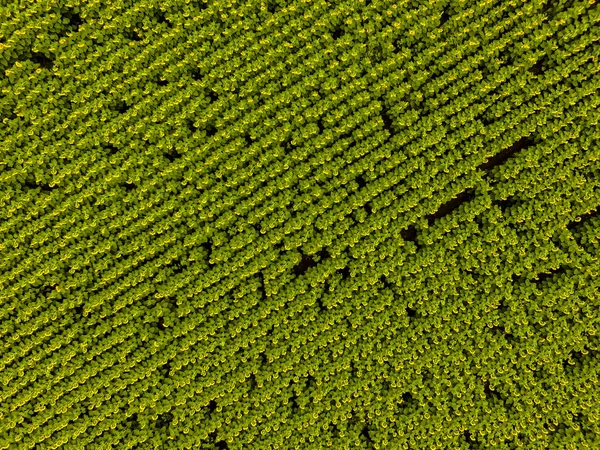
[0,0,599,448]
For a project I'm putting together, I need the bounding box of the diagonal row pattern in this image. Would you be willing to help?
[1,0,599,449]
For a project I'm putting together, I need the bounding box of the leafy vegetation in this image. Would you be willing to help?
[0,0,599,449]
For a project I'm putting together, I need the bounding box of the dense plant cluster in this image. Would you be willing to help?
[1,0,599,448]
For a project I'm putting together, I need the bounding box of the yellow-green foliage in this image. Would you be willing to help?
[0,0,599,449]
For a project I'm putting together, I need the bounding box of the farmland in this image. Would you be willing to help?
[0,0,599,448]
